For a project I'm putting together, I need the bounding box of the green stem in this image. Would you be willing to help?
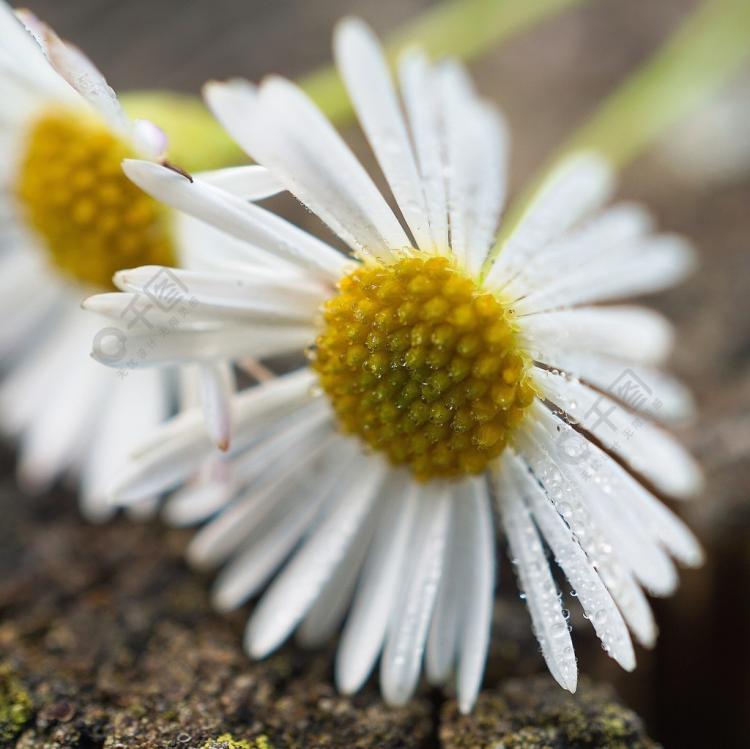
[483,0,750,273]
[122,0,589,171]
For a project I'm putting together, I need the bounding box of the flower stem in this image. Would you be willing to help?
[483,0,750,274]
[122,0,588,171]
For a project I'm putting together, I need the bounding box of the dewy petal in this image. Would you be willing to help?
[122,160,349,281]
[455,478,496,714]
[515,405,658,647]
[246,455,386,658]
[37,23,129,134]
[198,164,286,200]
[496,464,578,692]
[520,305,675,366]
[398,49,449,254]
[499,451,636,672]
[335,471,418,695]
[333,18,433,252]
[532,352,695,423]
[535,368,703,498]
[380,483,451,706]
[205,77,409,260]
[486,152,614,288]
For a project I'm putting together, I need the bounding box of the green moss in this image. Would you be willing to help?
[202,734,274,749]
[0,664,33,743]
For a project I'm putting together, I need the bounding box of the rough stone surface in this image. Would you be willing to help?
[440,677,660,749]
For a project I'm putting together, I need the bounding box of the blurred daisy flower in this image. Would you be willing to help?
[0,3,280,517]
[87,19,703,711]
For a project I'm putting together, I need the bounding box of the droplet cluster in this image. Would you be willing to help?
[313,254,536,480]
[16,107,175,289]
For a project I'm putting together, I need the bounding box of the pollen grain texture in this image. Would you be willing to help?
[313,254,536,480]
[16,108,175,289]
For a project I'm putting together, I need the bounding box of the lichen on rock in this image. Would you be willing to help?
[0,663,33,743]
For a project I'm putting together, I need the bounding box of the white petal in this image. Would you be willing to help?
[398,50,448,253]
[132,119,168,160]
[123,160,349,281]
[486,152,614,287]
[520,305,674,366]
[500,451,635,672]
[455,478,496,714]
[246,455,387,658]
[517,235,697,312]
[380,483,451,706]
[188,410,335,568]
[496,468,578,692]
[109,368,318,501]
[437,61,508,274]
[535,368,703,498]
[334,18,432,252]
[91,321,313,369]
[205,77,409,260]
[515,406,658,647]
[80,368,167,521]
[502,202,652,300]
[210,440,356,610]
[335,471,418,695]
[199,362,235,451]
[198,165,286,200]
[532,352,694,423]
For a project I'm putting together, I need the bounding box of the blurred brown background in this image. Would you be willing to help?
[2,0,749,747]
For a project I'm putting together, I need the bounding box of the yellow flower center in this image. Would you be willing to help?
[15,108,176,289]
[313,254,536,480]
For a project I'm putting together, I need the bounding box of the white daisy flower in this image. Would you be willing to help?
[87,18,704,711]
[0,4,282,517]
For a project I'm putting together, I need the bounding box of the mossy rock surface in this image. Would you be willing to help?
[440,676,660,749]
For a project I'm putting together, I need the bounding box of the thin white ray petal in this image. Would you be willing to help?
[520,306,674,366]
[437,61,508,274]
[109,368,318,501]
[205,77,409,260]
[122,160,349,281]
[380,483,451,706]
[503,202,653,300]
[455,478,496,714]
[515,408,658,647]
[335,472,418,695]
[535,368,703,498]
[188,410,335,568]
[246,456,387,658]
[496,469,578,692]
[199,362,235,451]
[334,18,432,252]
[532,353,694,423]
[518,235,697,312]
[486,152,614,287]
[91,322,313,369]
[500,451,635,672]
[80,369,167,522]
[398,49,448,254]
[297,490,380,648]
[198,165,286,200]
[211,441,356,610]
[426,493,460,685]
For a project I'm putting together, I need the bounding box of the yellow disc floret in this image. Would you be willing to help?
[16,107,175,289]
[313,254,536,481]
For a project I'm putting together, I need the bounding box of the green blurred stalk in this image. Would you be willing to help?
[483,0,750,273]
[122,0,588,171]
